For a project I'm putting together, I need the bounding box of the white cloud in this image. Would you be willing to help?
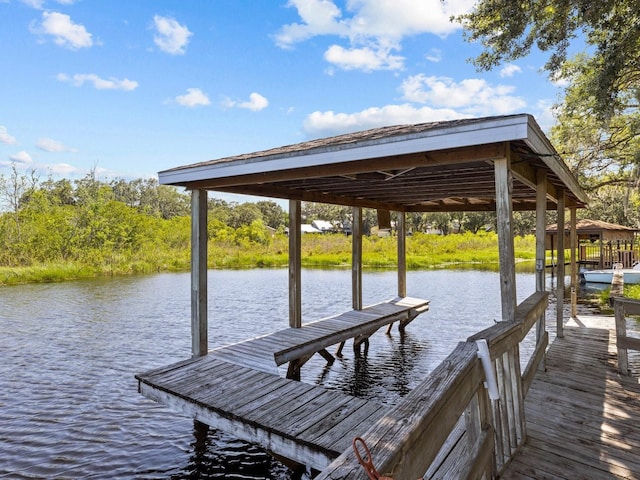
[223,92,269,111]
[425,48,442,62]
[21,0,45,8]
[500,64,522,78]
[275,0,475,71]
[47,162,82,176]
[0,126,17,145]
[36,137,77,152]
[303,103,466,137]
[274,0,347,48]
[8,151,33,165]
[533,99,557,132]
[175,88,210,107]
[57,73,138,91]
[400,74,527,116]
[324,44,404,71]
[153,15,192,55]
[32,11,93,49]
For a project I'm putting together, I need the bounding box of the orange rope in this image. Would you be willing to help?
[352,437,394,480]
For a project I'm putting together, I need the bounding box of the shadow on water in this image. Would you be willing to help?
[170,423,301,480]
[313,331,428,403]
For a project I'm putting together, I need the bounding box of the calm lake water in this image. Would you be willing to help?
[0,268,593,479]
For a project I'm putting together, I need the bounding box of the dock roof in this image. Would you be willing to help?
[159,114,587,212]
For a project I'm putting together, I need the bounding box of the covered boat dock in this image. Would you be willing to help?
[137,114,599,477]
[546,219,640,269]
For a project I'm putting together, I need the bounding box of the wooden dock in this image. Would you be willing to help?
[501,314,640,479]
[207,296,428,378]
[138,287,640,479]
[137,355,386,470]
[135,296,429,470]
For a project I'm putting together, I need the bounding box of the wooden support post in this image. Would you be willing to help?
[614,300,629,375]
[494,148,517,322]
[570,207,578,318]
[397,211,407,298]
[535,169,547,370]
[352,206,363,311]
[289,200,302,328]
[191,189,208,357]
[556,189,565,338]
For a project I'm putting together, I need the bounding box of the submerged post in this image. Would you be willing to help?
[397,211,406,298]
[494,145,517,322]
[556,189,566,338]
[191,189,208,357]
[352,207,363,310]
[289,200,302,328]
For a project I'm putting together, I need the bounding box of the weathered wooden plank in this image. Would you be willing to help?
[314,402,386,452]
[501,319,640,479]
[424,414,467,479]
[191,188,208,356]
[289,199,301,328]
[316,342,484,480]
[233,380,315,418]
[282,391,355,440]
[523,433,640,478]
[494,151,517,323]
[274,300,428,366]
[556,188,565,338]
[138,381,335,470]
[522,331,548,397]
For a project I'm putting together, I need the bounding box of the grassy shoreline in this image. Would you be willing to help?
[1,231,536,286]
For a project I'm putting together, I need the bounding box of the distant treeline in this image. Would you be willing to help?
[0,168,541,284]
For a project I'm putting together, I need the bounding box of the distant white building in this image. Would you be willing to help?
[301,224,323,234]
[311,220,334,233]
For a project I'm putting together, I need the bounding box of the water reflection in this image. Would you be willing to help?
[0,268,590,478]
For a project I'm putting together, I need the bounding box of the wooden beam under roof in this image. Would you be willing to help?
[177,143,507,190]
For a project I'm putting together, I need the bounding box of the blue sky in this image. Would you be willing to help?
[0,0,564,185]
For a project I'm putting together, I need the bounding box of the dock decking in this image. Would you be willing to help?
[135,296,429,470]
[208,296,428,377]
[501,314,640,479]
[138,291,640,479]
[136,355,386,470]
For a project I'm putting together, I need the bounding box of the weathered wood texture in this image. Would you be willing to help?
[501,315,640,479]
[556,189,565,338]
[136,355,385,470]
[208,297,428,376]
[613,297,640,375]
[289,199,302,328]
[315,342,488,480]
[317,292,549,480]
[190,189,208,356]
[610,269,625,305]
[494,150,517,323]
[352,206,363,310]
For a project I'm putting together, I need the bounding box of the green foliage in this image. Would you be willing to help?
[456,0,640,120]
[0,170,544,284]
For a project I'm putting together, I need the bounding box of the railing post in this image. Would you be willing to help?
[614,299,629,375]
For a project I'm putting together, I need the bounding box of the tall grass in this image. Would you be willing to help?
[1,232,538,285]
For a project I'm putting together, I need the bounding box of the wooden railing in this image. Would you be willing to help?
[613,297,640,375]
[316,291,549,480]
